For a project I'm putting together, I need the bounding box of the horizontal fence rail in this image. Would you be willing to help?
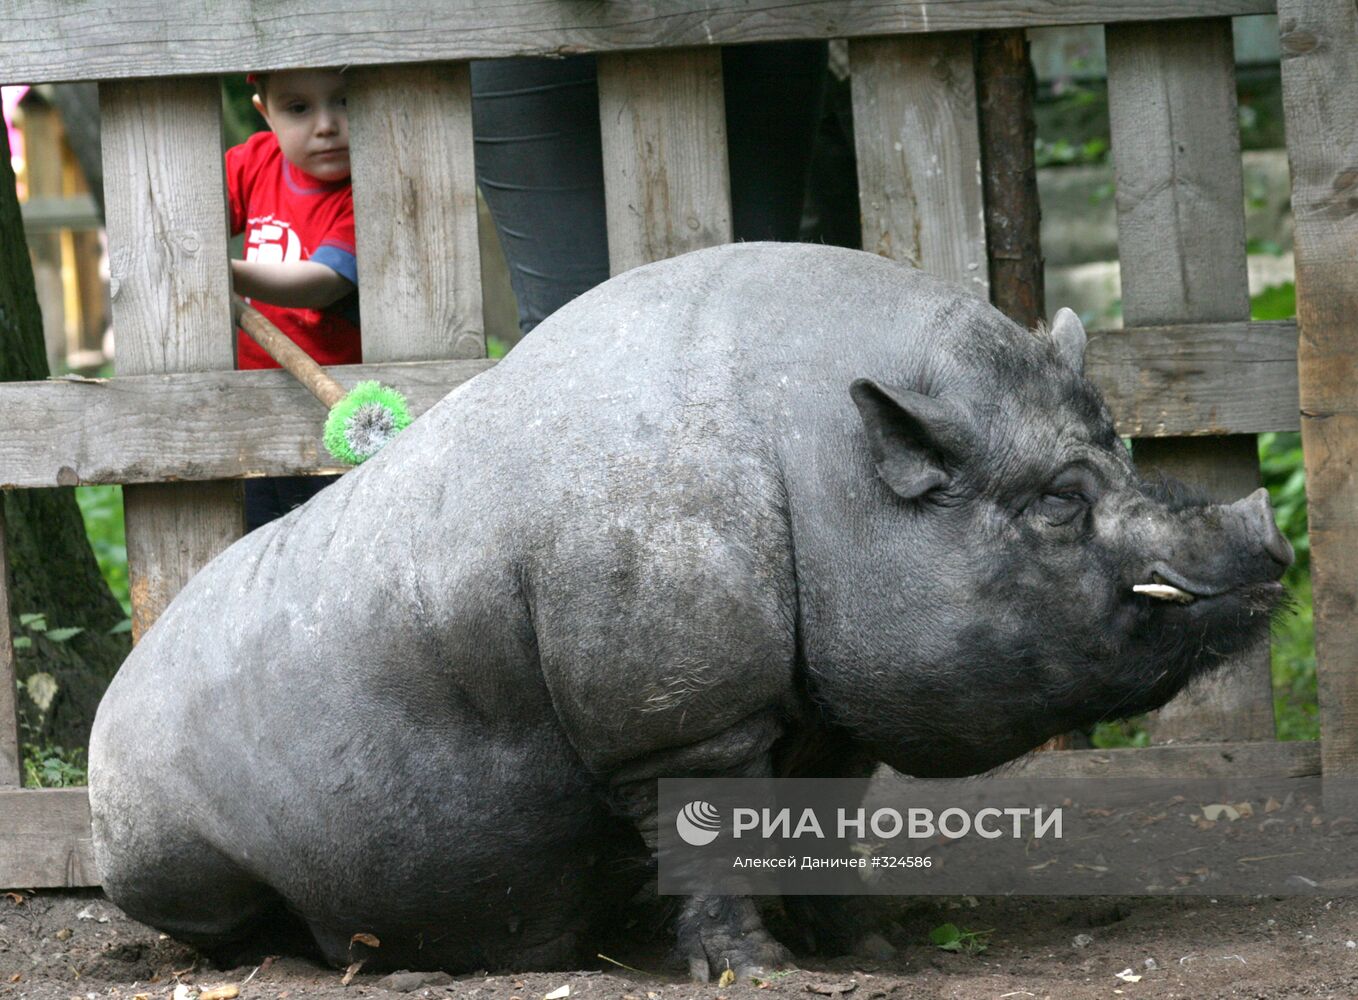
[0,322,1298,489]
[0,360,493,488]
[1,0,1277,86]
[0,740,1324,889]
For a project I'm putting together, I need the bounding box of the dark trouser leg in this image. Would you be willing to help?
[470,57,611,337]
[243,475,341,533]
[722,41,829,243]
[470,42,828,335]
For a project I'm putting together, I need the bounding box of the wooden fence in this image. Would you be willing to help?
[2,0,1354,890]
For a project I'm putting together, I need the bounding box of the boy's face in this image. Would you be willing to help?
[253,69,350,182]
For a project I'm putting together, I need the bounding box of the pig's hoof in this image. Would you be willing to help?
[853,932,897,962]
[677,895,795,982]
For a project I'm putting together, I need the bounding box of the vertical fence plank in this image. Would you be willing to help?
[598,49,732,275]
[350,64,483,362]
[1106,19,1274,742]
[0,507,18,787]
[101,78,242,641]
[850,34,988,296]
[1277,0,1358,779]
[977,29,1044,329]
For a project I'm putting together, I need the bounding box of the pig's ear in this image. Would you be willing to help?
[849,378,976,500]
[1050,307,1087,374]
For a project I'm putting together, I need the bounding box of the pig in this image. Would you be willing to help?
[88,242,1290,979]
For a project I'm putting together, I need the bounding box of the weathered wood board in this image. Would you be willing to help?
[350,64,484,362]
[1084,319,1299,439]
[0,788,96,889]
[598,49,732,274]
[101,77,243,640]
[3,0,1277,87]
[1106,18,1273,743]
[989,739,1319,780]
[1277,0,1358,781]
[0,361,494,488]
[850,33,989,297]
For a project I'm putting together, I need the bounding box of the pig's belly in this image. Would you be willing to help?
[96,706,644,971]
[281,723,644,969]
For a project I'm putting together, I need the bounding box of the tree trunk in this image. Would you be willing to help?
[1,106,129,752]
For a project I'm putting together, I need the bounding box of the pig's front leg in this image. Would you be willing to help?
[674,893,793,982]
[609,715,795,982]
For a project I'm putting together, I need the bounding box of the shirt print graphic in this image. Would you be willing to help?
[246,215,302,265]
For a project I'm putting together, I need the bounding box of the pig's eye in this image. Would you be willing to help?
[1034,490,1090,526]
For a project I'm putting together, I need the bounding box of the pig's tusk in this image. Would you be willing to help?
[1133,583,1195,604]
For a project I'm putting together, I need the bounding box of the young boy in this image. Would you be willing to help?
[228,68,358,530]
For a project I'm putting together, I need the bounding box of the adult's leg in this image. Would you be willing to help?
[470,58,610,336]
[723,42,829,242]
[470,45,828,335]
[244,475,341,533]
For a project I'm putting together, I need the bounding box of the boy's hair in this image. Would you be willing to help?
[246,69,346,105]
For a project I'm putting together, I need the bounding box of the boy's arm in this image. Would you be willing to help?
[231,259,355,309]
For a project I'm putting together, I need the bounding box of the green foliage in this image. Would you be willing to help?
[486,335,510,360]
[929,922,991,954]
[1272,574,1317,740]
[1250,280,1296,322]
[1033,66,1283,174]
[1034,136,1109,169]
[22,743,87,788]
[12,614,88,650]
[1090,720,1149,749]
[75,485,131,618]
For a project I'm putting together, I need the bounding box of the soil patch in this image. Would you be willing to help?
[4,891,1357,1000]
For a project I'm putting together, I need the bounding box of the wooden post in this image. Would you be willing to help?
[1276,0,1358,781]
[349,64,484,362]
[849,33,988,297]
[101,78,242,641]
[1106,19,1274,742]
[597,49,733,275]
[977,30,1044,329]
[0,507,19,788]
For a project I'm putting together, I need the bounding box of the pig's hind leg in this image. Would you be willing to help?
[94,817,317,965]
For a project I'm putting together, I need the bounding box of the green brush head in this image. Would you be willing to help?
[323,380,413,465]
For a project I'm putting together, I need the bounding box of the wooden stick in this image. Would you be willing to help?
[977,29,1044,329]
[231,295,346,409]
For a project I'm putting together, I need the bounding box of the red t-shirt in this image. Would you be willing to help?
[227,131,361,370]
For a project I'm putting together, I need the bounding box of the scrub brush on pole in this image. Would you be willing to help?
[232,295,412,465]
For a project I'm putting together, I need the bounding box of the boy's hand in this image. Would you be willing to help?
[231,259,354,310]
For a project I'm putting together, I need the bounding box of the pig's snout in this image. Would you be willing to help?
[1133,487,1292,604]
[1228,487,1294,572]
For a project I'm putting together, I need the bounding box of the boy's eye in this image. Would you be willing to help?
[286,103,308,114]
[337,97,347,108]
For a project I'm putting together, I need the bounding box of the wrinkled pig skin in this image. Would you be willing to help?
[89,243,1290,980]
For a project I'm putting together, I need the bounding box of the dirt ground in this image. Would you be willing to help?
[3,891,1357,1000]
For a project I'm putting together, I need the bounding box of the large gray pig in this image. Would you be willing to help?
[90,243,1289,978]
